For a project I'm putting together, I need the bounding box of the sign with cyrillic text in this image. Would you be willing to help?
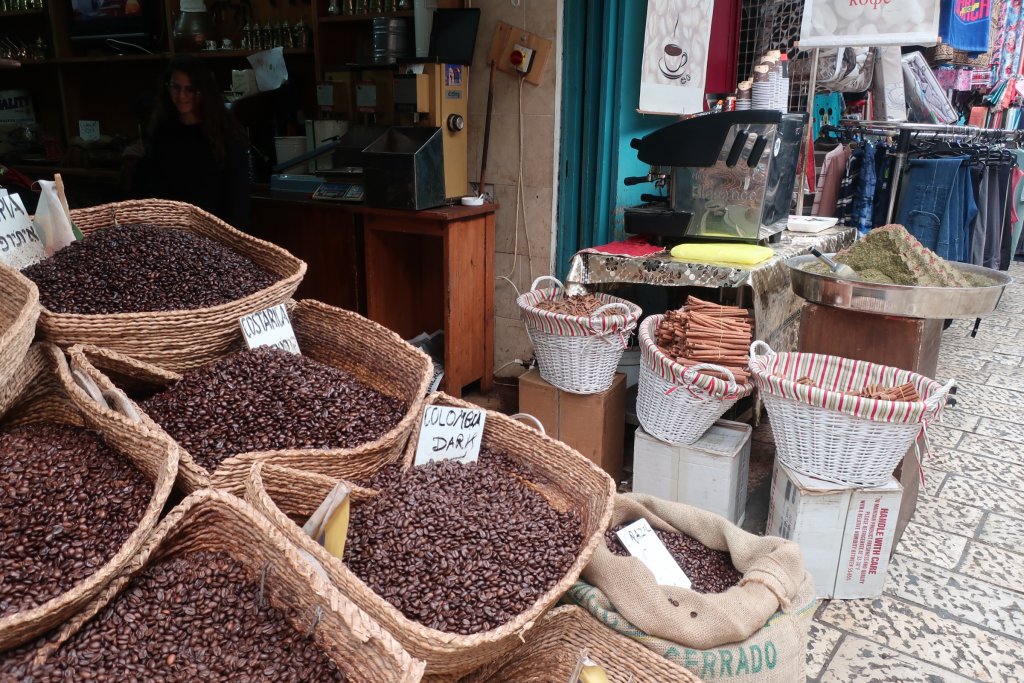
[414,405,486,465]
[799,0,941,48]
[239,304,300,354]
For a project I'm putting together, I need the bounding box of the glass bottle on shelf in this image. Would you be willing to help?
[282,20,293,48]
[261,22,273,50]
[293,17,309,49]
[327,0,339,15]
[241,22,252,50]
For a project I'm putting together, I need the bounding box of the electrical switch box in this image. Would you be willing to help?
[510,44,535,73]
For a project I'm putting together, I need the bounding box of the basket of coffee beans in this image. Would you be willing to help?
[0,343,179,652]
[244,392,616,679]
[517,276,641,394]
[463,605,703,683]
[0,264,39,393]
[22,199,306,372]
[0,489,425,681]
[68,299,432,493]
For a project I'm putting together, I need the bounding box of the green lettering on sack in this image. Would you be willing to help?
[702,651,717,678]
[765,641,778,669]
[664,646,681,660]
[685,649,700,669]
[719,649,734,676]
[751,644,763,672]
[735,647,749,675]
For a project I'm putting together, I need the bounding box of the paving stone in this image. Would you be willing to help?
[938,348,1022,370]
[972,417,1024,444]
[922,468,950,496]
[818,596,1022,682]
[933,409,981,434]
[818,635,976,683]
[894,522,968,570]
[951,393,1024,422]
[806,621,843,680]
[911,493,984,537]
[885,555,1024,641]
[953,381,1024,407]
[983,368,1024,390]
[938,475,1024,518]
[977,513,1024,554]
[958,542,1024,594]
[955,433,1024,467]
[926,451,1024,491]
[925,424,966,450]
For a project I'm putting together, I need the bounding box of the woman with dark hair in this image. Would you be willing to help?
[133,55,250,230]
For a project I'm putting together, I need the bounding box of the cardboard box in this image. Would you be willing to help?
[632,420,751,525]
[766,461,902,599]
[518,370,625,482]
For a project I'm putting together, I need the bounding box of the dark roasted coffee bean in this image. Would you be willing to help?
[605,523,742,594]
[344,448,583,635]
[22,224,277,314]
[139,348,408,472]
[0,551,348,682]
[0,423,151,618]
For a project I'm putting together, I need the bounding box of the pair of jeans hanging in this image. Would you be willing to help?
[851,142,877,234]
[896,156,974,261]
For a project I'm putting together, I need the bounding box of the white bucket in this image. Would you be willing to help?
[274,136,309,174]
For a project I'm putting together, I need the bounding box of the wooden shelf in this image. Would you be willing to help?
[318,10,414,23]
[0,9,46,16]
[54,53,169,64]
[194,47,313,59]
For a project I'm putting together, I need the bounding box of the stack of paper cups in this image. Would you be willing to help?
[736,80,752,110]
[752,66,772,110]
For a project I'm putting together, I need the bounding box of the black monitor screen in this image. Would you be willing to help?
[428,8,481,66]
[69,0,154,39]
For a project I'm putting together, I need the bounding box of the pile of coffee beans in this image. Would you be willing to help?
[22,224,277,314]
[140,348,409,472]
[344,448,583,635]
[535,293,606,316]
[606,523,742,594]
[0,550,348,681]
[351,461,405,491]
[0,423,151,617]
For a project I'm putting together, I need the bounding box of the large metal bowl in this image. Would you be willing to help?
[787,254,1013,319]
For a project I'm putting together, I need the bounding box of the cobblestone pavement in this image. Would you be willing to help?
[804,262,1024,682]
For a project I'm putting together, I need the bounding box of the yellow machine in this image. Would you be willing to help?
[394,63,469,199]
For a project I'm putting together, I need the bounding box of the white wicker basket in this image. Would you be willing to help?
[518,277,641,395]
[636,314,753,445]
[749,341,954,487]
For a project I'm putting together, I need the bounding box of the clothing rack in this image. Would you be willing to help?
[834,121,1023,223]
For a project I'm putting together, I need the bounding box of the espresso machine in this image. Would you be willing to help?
[624,111,807,245]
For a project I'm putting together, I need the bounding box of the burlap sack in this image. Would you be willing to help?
[566,493,816,683]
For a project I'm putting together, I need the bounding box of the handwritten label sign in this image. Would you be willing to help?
[0,192,46,269]
[616,519,692,589]
[414,405,486,465]
[239,304,300,354]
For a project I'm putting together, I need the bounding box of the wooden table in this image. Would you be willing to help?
[250,193,496,397]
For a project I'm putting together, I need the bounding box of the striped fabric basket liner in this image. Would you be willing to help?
[517,277,641,394]
[749,341,954,487]
[637,314,754,445]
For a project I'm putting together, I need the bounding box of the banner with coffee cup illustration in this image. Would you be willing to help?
[639,0,714,115]
[798,0,941,48]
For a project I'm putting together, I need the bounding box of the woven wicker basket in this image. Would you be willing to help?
[0,343,179,653]
[749,341,954,487]
[517,277,641,394]
[0,263,40,393]
[245,392,616,680]
[463,605,703,683]
[636,315,754,445]
[34,199,305,372]
[26,489,425,681]
[67,299,432,494]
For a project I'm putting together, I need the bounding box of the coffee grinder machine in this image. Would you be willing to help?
[393,62,469,199]
[624,111,807,245]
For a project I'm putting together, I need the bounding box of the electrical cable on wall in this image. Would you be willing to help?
[496,72,535,297]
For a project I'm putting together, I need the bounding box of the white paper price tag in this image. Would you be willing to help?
[0,192,46,269]
[616,518,692,590]
[239,304,300,354]
[78,120,100,142]
[414,405,485,466]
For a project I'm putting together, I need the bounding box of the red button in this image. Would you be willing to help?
[510,50,524,66]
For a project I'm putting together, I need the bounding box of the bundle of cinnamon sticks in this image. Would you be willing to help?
[655,296,752,384]
[791,376,921,402]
